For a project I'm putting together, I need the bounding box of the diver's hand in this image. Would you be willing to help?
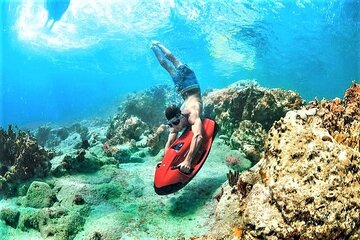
[175,160,192,174]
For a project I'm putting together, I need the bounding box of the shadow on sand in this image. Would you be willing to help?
[168,175,226,216]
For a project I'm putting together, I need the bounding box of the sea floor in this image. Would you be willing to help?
[0,138,232,240]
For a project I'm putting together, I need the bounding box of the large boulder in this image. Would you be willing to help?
[23,181,56,209]
[203,80,304,134]
[203,83,360,239]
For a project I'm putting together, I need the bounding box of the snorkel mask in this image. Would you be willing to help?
[167,113,183,128]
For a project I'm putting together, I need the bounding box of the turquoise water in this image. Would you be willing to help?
[1,0,359,127]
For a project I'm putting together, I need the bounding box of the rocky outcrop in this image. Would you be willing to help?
[23,181,56,208]
[203,81,304,164]
[203,81,304,134]
[36,123,90,148]
[204,83,360,239]
[106,116,149,146]
[0,126,52,196]
[309,82,360,151]
[230,120,267,164]
[105,85,180,156]
[115,85,181,127]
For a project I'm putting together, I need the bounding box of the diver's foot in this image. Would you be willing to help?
[151,40,160,48]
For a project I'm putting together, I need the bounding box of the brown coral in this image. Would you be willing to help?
[146,124,168,155]
[311,82,360,151]
[0,126,52,196]
[106,116,148,145]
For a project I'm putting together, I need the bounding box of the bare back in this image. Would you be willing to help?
[181,92,202,125]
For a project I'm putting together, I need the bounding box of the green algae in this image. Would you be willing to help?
[0,208,20,228]
[17,206,87,240]
[23,181,56,208]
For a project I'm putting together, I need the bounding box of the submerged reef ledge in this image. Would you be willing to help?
[0,81,358,239]
[199,82,360,240]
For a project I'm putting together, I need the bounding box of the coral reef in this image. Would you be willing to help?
[117,85,181,127]
[105,85,181,156]
[309,81,360,151]
[105,81,301,159]
[203,80,303,166]
[3,82,357,239]
[146,124,169,155]
[36,123,90,148]
[203,80,304,134]
[106,116,148,146]
[230,120,267,164]
[202,82,360,239]
[0,126,52,196]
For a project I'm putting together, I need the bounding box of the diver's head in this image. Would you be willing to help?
[165,105,181,120]
[165,105,186,130]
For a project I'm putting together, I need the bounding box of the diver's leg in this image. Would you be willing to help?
[155,43,182,68]
[43,18,55,30]
[48,20,55,30]
[151,44,176,76]
[44,18,50,28]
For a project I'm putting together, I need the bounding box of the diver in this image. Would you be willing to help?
[43,0,71,30]
[151,41,203,174]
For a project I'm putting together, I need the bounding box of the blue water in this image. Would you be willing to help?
[1,0,359,127]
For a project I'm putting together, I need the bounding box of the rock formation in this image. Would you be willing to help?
[105,85,181,156]
[203,80,304,164]
[203,81,304,133]
[203,83,360,239]
[106,116,149,145]
[309,82,360,151]
[115,85,181,127]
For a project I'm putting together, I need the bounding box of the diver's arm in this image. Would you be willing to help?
[185,118,203,164]
[165,132,177,152]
